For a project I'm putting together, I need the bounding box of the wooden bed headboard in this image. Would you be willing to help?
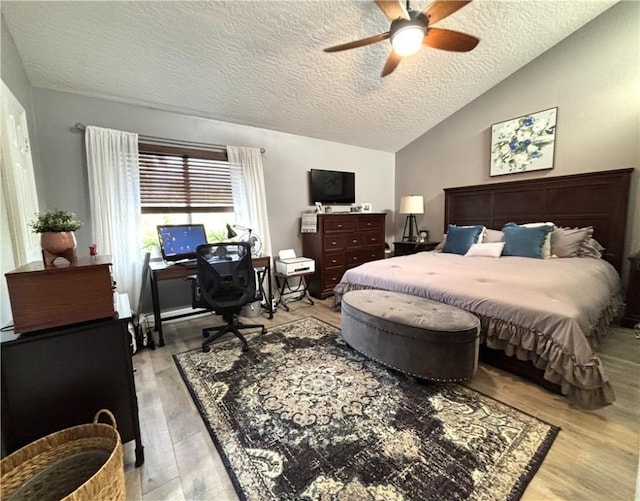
[444,168,633,273]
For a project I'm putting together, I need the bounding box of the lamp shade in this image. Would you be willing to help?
[399,195,424,215]
[226,223,238,239]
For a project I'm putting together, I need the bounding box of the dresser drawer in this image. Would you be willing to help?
[361,248,384,261]
[322,268,345,290]
[346,250,364,267]
[324,252,345,268]
[357,216,384,231]
[345,234,364,249]
[324,235,346,252]
[324,217,356,233]
[364,230,384,247]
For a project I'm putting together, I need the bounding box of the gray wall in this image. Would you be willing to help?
[31,88,395,310]
[397,2,640,276]
[0,14,44,326]
[32,89,395,255]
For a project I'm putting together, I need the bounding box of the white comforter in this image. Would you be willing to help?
[334,252,622,408]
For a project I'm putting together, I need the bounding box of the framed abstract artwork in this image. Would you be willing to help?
[490,107,557,177]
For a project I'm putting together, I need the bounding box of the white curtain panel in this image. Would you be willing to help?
[85,126,141,310]
[227,146,272,258]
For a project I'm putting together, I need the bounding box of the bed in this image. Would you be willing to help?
[334,169,633,409]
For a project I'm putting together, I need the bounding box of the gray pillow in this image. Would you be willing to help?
[483,228,504,243]
[577,236,604,259]
[551,226,593,258]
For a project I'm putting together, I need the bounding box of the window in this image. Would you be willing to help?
[138,143,235,255]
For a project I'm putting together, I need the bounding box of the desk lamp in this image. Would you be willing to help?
[232,224,253,239]
[399,195,424,242]
[227,224,262,256]
[226,224,238,239]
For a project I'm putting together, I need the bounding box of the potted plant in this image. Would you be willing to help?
[30,209,83,266]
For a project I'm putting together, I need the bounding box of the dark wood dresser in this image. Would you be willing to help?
[5,256,115,334]
[302,213,386,299]
[622,255,640,328]
[0,294,144,466]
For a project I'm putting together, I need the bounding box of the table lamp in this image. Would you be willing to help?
[399,195,424,241]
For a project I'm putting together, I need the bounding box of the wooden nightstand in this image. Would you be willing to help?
[622,255,640,328]
[393,241,439,257]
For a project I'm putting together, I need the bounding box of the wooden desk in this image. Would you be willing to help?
[149,256,273,346]
[1,293,144,466]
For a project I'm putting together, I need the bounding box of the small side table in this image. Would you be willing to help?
[393,241,440,257]
[275,271,315,311]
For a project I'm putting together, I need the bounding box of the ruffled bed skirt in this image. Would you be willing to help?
[334,283,623,409]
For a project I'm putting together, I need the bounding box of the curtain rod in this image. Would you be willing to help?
[72,123,265,153]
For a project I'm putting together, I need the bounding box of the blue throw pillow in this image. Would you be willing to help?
[442,225,484,255]
[502,224,552,258]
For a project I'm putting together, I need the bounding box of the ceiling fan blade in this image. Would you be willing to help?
[423,0,472,25]
[424,28,479,52]
[381,50,402,77]
[375,0,409,21]
[324,32,390,52]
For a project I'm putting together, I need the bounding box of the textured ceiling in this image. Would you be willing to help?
[2,1,617,152]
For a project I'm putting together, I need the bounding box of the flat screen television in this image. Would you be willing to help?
[157,224,207,262]
[309,169,355,205]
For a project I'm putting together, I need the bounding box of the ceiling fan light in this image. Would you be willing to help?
[391,25,425,56]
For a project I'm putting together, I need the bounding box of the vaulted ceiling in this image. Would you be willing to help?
[2,1,618,152]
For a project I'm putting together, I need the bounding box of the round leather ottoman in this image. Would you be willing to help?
[341,289,480,382]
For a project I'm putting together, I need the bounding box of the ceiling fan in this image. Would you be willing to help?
[324,0,479,77]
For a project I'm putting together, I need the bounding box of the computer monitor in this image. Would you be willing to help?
[157,224,207,262]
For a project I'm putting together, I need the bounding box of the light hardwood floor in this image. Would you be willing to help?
[123,299,639,500]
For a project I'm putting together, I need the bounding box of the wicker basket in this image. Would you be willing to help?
[0,409,125,501]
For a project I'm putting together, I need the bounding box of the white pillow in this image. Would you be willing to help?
[464,242,505,258]
[522,222,554,259]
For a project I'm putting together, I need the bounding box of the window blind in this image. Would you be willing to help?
[139,143,233,214]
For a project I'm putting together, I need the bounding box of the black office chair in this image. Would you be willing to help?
[191,242,267,353]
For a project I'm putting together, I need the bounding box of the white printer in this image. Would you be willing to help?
[275,249,315,276]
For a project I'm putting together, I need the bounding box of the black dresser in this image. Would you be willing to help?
[1,294,144,466]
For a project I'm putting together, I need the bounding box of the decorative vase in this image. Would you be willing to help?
[40,231,78,266]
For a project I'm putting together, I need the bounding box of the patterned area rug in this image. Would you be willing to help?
[174,317,559,501]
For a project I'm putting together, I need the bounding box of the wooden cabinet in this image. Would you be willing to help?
[303,213,386,299]
[5,256,115,334]
[0,294,144,466]
[393,241,440,256]
[622,255,640,328]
